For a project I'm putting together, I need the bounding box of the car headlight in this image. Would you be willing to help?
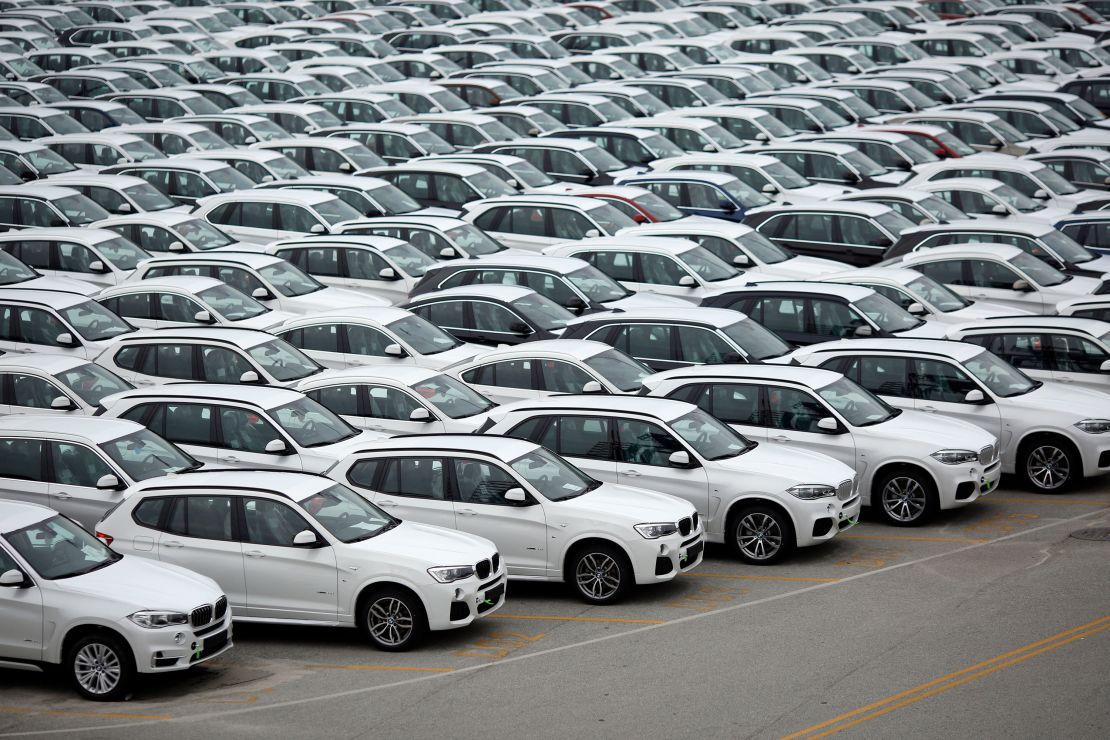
[787,484,835,500]
[427,565,476,583]
[635,522,679,539]
[930,449,978,465]
[1075,419,1110,434]
[128,611,189,629]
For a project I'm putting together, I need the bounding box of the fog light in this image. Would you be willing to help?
[453,588,463,600]
[173,632,185,645]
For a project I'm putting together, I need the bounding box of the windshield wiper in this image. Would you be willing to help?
[61,556,120,579]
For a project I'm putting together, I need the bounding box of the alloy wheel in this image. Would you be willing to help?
[881,476,928,523]
[736,512,783,561]
[575,552,621,600]
[368,597,415,647]
[1027,445,1070,491]
[74,643,121,696]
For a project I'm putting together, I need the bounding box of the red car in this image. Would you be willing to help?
[862,124,978,159]
[577,185,688,223]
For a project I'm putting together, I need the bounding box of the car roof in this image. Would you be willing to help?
[567,306,745,328]
[0,353,90,374]
[200,188,337,207]
[0,499,56,532]
[623,170,740,186]
[838,187,934,203]
[296,363,445,387]
[895,243,1025,260]
[99,275,225,294]
[114,326,279,348]
[0,414,144,443]
[0,184,83,199]
[0,288,91,308]
[900,218,1053,237]
[756,201,894,218]
[351,433,540,459]
[822,266,926,285]
[367,161,489,178]
[276,306,415,327]
[553,235,699,254]
[496,393,693,421]
[796,337,986,361]
[0,227,124,245]
[130,468,334,500]
[108,382,303,407]
[619,220,757,239]
[432,254,587,272]
[410,284,537,302]
[952,316,1110,336]
[731,280,876,300]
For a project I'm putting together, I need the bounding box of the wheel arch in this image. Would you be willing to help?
[561,535,635,585]
[58,624,135,672]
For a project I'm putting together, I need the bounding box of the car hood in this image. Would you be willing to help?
[414,207,460,218]
[872,170,913,186]
[943,300,1033,320]
[356,520,496,562]
[420,342,485,369]
[528,182,590,194]
[605,291,694,310]
[1049,274,1104,296]
[287,287,391,311]
[1059,189,1110,210]
[752,256,849,280]
[554,481,694,523]
[861,408,995,449]
[19,276,100,296]
[309,429,390,464]
[231,309,299,331]
[59,554,222,612]
[1006,382,1110,417]
[892,320,949,339]
[716,442,855,485]
[1077,253,1110,275]
[782,183,855,203]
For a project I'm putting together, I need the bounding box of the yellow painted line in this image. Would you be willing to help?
[685,572,840,583]
[991,497,1108,506]
[839,534,988,543]
[0,707,170,720]
[487,614,664,625]
[781,615,1110,740]
[305,664,455,673]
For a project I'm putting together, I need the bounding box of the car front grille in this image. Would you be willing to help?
[691,512,699,530]
[979,445,997,465]
[475,558,491,580]
[679,517,692,536]
[214,595,228,621]
[837,479,854,501]
[190,604,213,628]
[491,552,500,572]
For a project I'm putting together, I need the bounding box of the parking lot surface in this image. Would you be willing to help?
[2,479,1106,739]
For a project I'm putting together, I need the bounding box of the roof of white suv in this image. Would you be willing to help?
[129,468,335,500]
[0,414,146,443]
[0,499,55,531]
[724,280,877,301]
[645,363,845,389]
[493,393,694,421]
[566,306,750,328]
[104,382,305,407]
[108,326,285,349]
[795,337,986,362]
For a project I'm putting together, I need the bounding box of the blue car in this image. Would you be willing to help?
[615,170,772,222]
[1056,213,1110,255]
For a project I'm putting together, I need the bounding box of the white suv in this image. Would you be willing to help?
[328,434,704,604]
[96,470,504,651]
[791,339,1110,492]
[642,365,1001,525]
[98,384,381,473]
[0,355,133,416]
[481,395,860,564]
[0,500,230,701]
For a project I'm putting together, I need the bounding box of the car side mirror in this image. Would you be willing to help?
[1033,189,1049,200]
[252,287,274,300]
[678,275,697,287]
[581,380,603,393]
[338,162,353,172]
[817,416,842,434]
[723,351,743,363]
[244,136,258,144]
[733,253,750,266]
[584,228,601,238]
[117,202,132,214]
[439,247,457,258]
[1100,359,1110,373]
[702,143,716,152]
[505,178,519,189]
[761,183,777,194]
[378,266,397,280]
[509,321,533,335]
[50,218,67,227]
[0,569,28,588]
[51,396,75,410]
[239,370,261,384]
[754,132,769,142]
[718,199,737,212]
[964,389,985,403]
[89,260,108,273]
[504,487,527,503]
[292,529,317,546]
[168,241,185,252]
[194,310,214,324]
[989,137,1002,148]
[991,203,1008,215]
[384,342,406,357]
[56,332,77,347]
[260,174,274,183]
[854,324,873,337]
[264,438,290,454]
[1012,279,1032,292]
[632,213,647,223]
[668,450,693,468]
[409,407,431,421]
[96,474,122,490]
[528,128,542,136]
[906,302,926,315]
[309,223,327,234]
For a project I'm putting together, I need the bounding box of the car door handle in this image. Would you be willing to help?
[1057,377,1074,383]
[377,500,397,507]
[771,435,790,442]
[223,455,240,463]
[54,492,72,500]
[163,540,184,548]
[457,508,477,516]
[620,469,641,477]
[245,550,265,559]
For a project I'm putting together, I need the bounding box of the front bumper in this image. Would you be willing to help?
[629,527,706,585]
[427,567,507,632]
[937,458,1002,510]
[1079,436,1110,478]
[795,493,861,548]
[127,612,234,674]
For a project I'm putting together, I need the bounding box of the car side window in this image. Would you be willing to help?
[201,346,254,383]
[132,497,169,529]
[1049,333,1108,373]
[50,442,112,487]
[547,415,614,459]
[0,438,45,481]
[145,344,196,380]
[15,307,70,347]
[582,250,636,281]
[415,300,466,330]
[539,359,593,393]
[242,497,311,546]
[345,324,391,356]
[299,323,341,353]
[366,386,423,420]
[912,358,978,403]
[306,384,361,417]
[167,495,235,541]
[452,457,522,506]
[965,333,1046,370]
[675,326,733,364]
[483,359,534,389]
[766,385,828,433]
[748,296,806,334]
[813,299,865,338]
[219,406,283,453]
[966,259,1020,290]
[617,417,682,466]
[613,323,673,362]
[10,373,64,409]
[379,457,446,500]
[857,356,912,397]
[694,383,764,426]
[638,253,688,285]
[472,302,519,332]
[915,259,965,286]
[157,403,216,446]
[550,209,593,240]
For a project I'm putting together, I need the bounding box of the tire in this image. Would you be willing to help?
[1018,436,1080,493]
[874,468,938,527]
[66,632,135,702]
[728,504,795,565]
[359,587,427,652]
[569,543,631,605]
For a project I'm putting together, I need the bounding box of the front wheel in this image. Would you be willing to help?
[874,469,938,526]
[360,587,427,652]
[67,633,135,701]
[569,543,631,605]
[1018,437,1080,493]
[728,505,795,565]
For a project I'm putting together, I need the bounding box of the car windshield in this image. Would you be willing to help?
[467,170,516,198]
[28,147,76,175]
[271,396,358,447]
[411,129,454,155]
[431,90,469,112]
[670,409,751,460]
[876,210,916,235]
[511,293,574,330]
[723,318,791,361]
[1010,252,1068,287]
[992,183,1044,212]
[95,236,149,271]
[44,114,86,134]
[1041,229,1095,264]
[248,339,321,381]
[387,314,460,355]
[413,373,494,418]
[207,165,254,192]
[339,143,385,171]
[56,361,132,405]
[380,242,433,277]
[906,275,969,312]
[586,202,637,234]
[263,154,309,180]
[580,144,626,174]
[507,160,555,188]
[510,448,596,501]
[930,129,975,157]
[964,349,1037,397]
[101,428,198,480]
[750,113,794,139]
[762,160,809,189]
[1035,165,1079,196]
[700,123,745,150]
[722,178,772,207]
[991,118,1027,145]
[817,376,897,426]
[59,300,133,341]
[367,184,419,215]
[567,265,631,303]
[842,149,886,177]
[918,195,966,223]
[251,119,289,141]
[315,197,363,225]
[633,191,685,221]
[367,62,405,82]
[259,260,325,297]
[197,283,268,321]
[55,194,110,225]
[896,138,939,164]
[584,348,651,392]
[297,483,395,543]
[121,140,162,161]
[4,515,120,580]
[681,246,738,282]
[176,218,235,249]
[809,104,849,129]
[444,224,503,255]
[0,249,37,284]
[855,293,923,332]
[123,183,176,212]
